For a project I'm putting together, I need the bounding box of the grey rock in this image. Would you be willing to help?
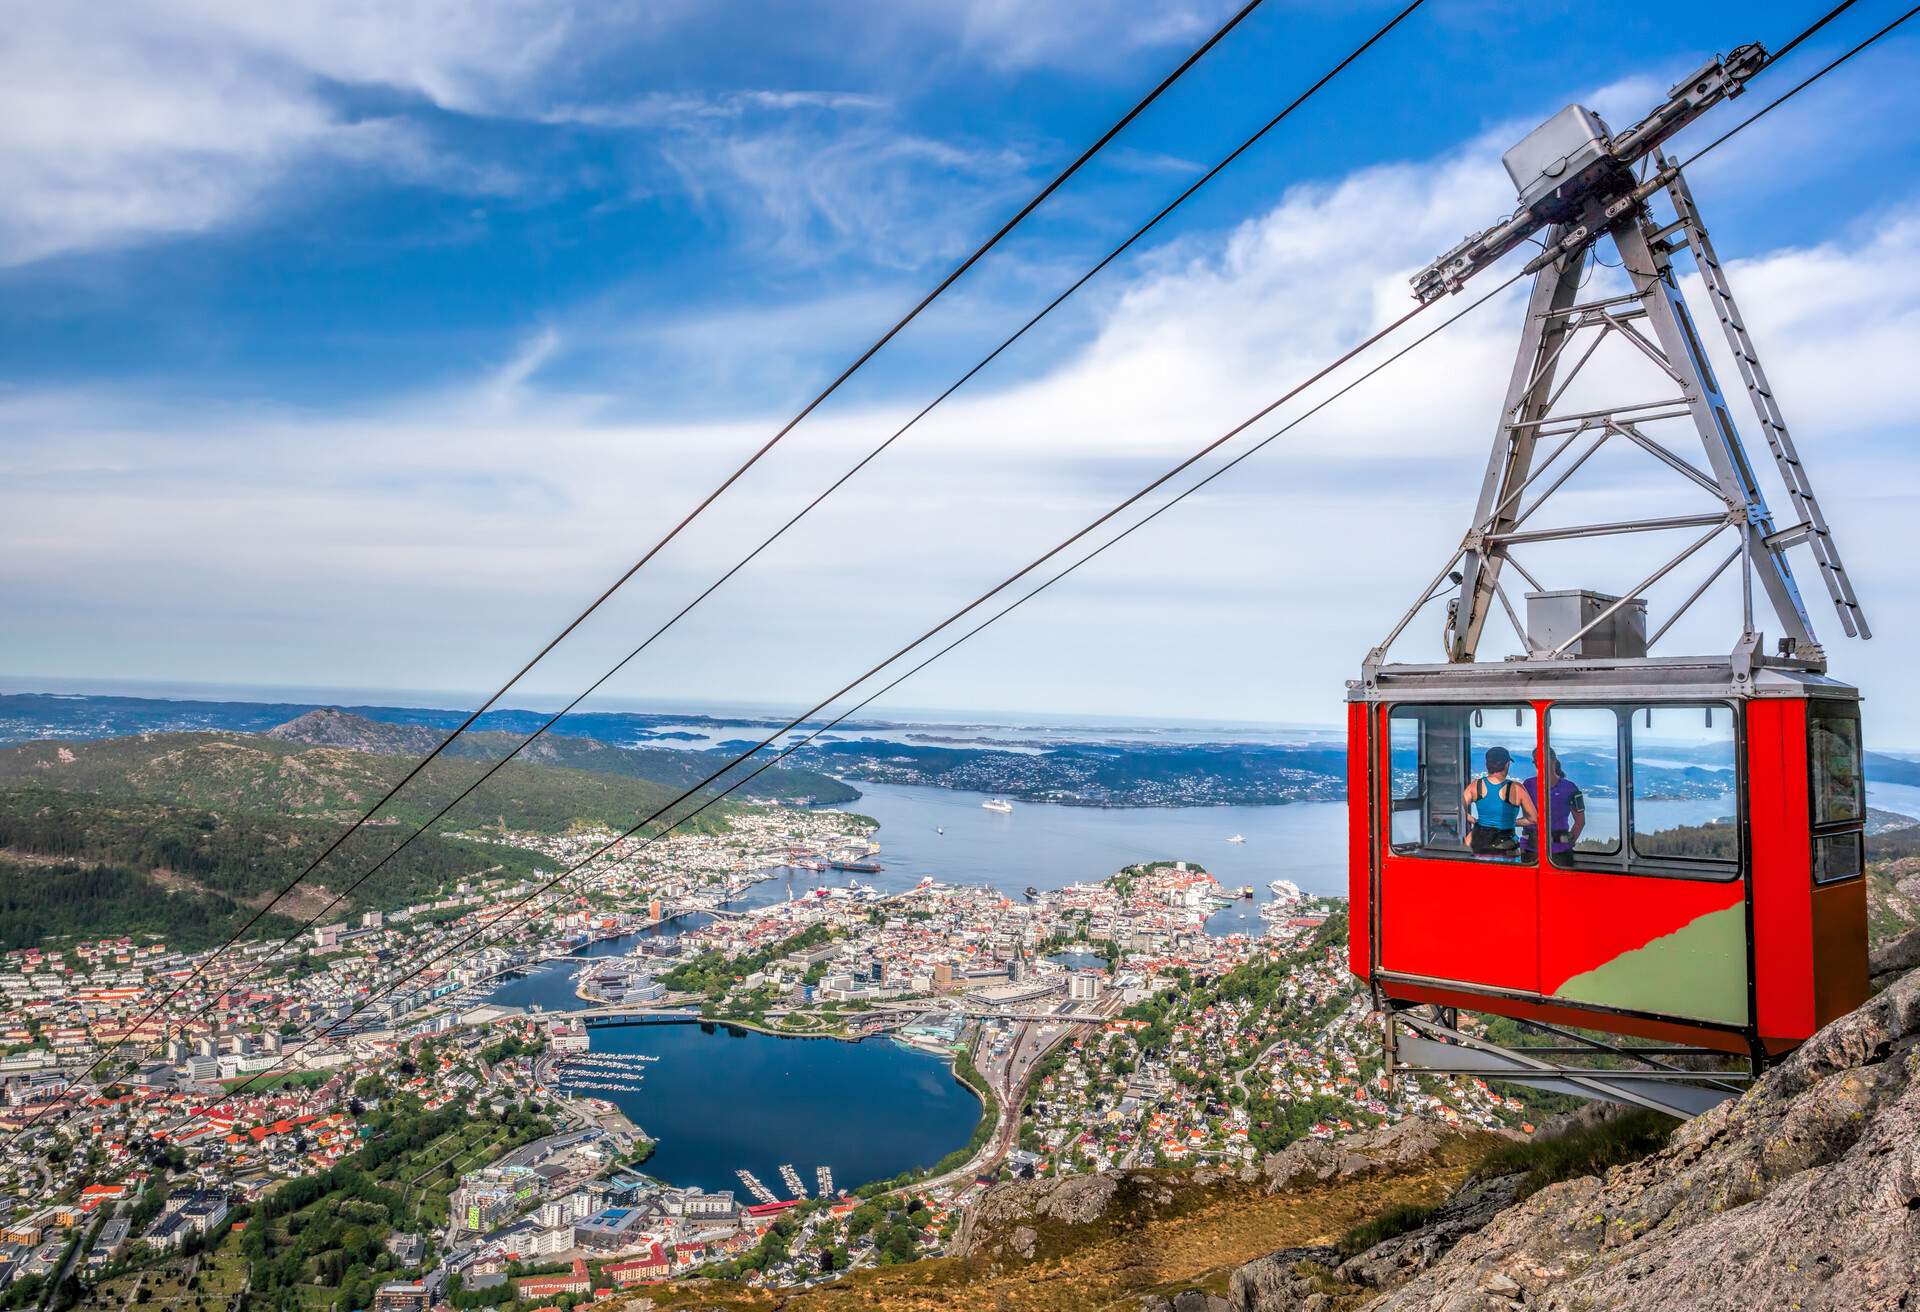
[1171,1291,1233,1312]
[1335,1173,1525,1291]
[1228,1246,1341,1312]
[1869,922,1920,981]
[947,1170,1124,1260]
[1259,1118,1455,1194]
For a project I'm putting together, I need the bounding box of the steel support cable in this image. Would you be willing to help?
[183,292,1448,1115]
[1683,1,1920,168]
[1768,0,1863,65]
[365,271,1529,974]
[73,0,1912,1139]
[201,10,1918,1101]
[0,0,1279,1143]
[62,1,1430,1094]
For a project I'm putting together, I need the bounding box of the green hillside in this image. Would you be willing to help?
[0,731,744,836]
[0,787,556,950]
[0,727,784,951]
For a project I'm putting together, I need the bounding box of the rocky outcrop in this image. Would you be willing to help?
[266,708,447,755]
[1139,1292,1236,1312]
[1872,923,1920,983]
[948,1171,1126,1260]
[1351,967,1920,1310]
[1230,1174,1526,1311]
[1258,1119,1458,1195]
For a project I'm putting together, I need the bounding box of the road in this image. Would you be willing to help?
[908,997,1119,1195]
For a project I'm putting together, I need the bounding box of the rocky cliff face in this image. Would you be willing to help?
[1231,968,1920,1312]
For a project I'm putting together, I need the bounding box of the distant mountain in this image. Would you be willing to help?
[793,739,1350,807]
[0,730,736,836]
[263,707,857,805]
[266,707,449,755]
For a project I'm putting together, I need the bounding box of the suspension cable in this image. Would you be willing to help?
[190,290,1448,1112]
[0,0,1283,1140]
[41,0,1914,1141]
[47,1,1429,1108]
[1684,1,1918,167]
[196,3,1920,1104]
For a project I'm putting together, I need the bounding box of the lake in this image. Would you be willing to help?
[585,1022,980,1196]
[484,930,982,1194]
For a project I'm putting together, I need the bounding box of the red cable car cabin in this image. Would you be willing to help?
[1346,657,1869,1060]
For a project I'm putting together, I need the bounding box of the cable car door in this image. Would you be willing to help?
[1376,703,1539,995]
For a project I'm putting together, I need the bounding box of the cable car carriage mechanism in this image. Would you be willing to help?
[1348,44,1872,1118]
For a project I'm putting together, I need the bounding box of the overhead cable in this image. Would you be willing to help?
[66,0,1428,1094]
[3,0,1281,1140]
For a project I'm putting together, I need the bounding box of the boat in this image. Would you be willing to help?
[982,798,1013,813]
[1023,886,1040,900]
[1237,885,1255,898]
[936,826,944,835]
[1267,878,1303,903]
[1226,834,1246,844]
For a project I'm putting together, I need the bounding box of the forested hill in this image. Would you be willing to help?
[0,790,554,952]
[0,727,806,833]
[0,725,787,952]
[794,740,1350,807]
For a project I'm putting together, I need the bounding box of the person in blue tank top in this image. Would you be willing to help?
[1461,745,1537,857]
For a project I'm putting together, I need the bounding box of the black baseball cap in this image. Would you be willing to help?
[1486,746,1512,769]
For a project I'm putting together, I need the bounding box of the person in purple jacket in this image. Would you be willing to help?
[1523,748,1586,861]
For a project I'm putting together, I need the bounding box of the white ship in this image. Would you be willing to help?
[982,798,1014,813]
[1268,878,1303,903]
[1226,834,1246,844]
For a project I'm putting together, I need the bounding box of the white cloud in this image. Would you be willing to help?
[0,1,597,264]
[6,71,1920,731]
[928,0,1232,71]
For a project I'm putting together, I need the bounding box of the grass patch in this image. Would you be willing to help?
[1477,1109,1677,1198]
[1337,1200,1439,1256]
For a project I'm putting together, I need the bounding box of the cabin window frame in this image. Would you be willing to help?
[1545,698,1742,883]
[1807,696,1866,887]
[1383,701,1539,865]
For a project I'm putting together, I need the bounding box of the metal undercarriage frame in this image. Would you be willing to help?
[1384,1004,1752,1120]
[1370,155,1867,673]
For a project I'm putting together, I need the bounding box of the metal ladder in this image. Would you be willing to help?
[1662,155,1871,639]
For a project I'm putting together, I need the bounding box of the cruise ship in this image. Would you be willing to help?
[1226,834,1246,844]
[1268,877,1303,903]
[981,798,1014,813]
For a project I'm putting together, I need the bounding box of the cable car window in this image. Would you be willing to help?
[1808,701,1864,827]
[1809,699,1864,885]
[1542,707,1615,863]
[1629,704,1738,862]
[1385,704,1536,861]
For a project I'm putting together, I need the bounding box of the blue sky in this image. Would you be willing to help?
[5,1,1920,738]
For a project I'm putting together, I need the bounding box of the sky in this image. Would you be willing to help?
[4,1,1920,740]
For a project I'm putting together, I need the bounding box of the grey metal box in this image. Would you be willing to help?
[1503,104,1612,210]
[1526,589,1647,658]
